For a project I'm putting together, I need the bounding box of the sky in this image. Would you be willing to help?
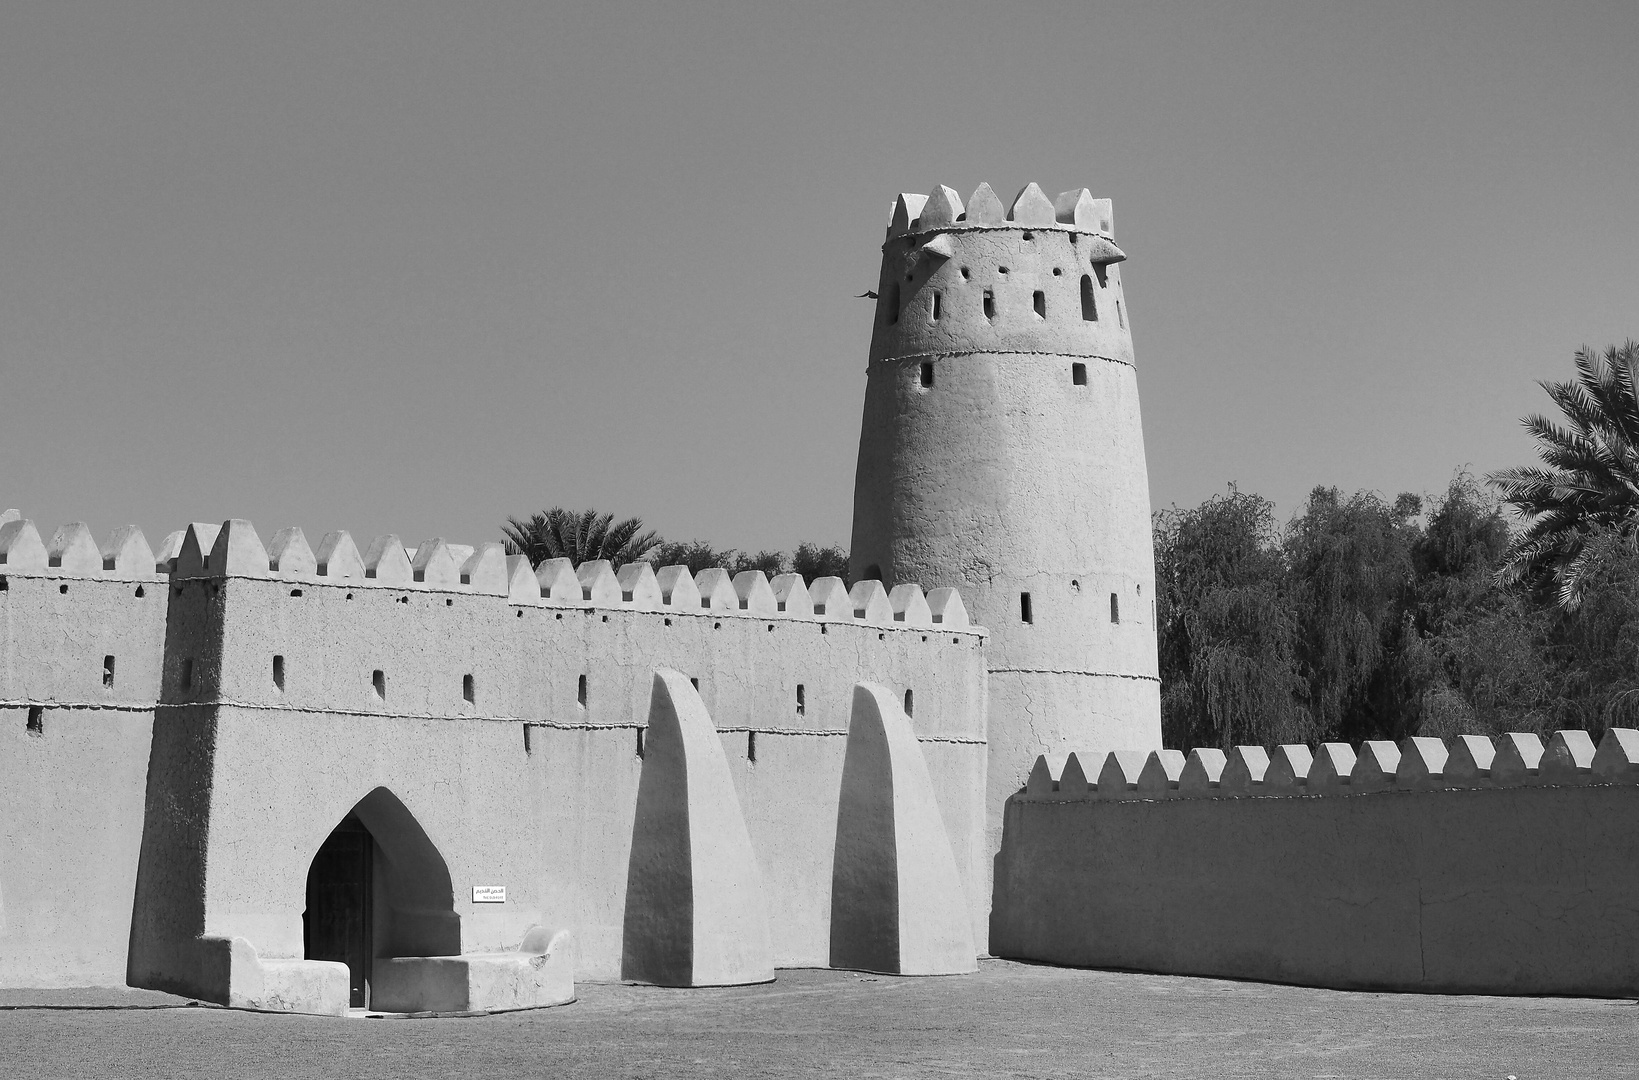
[1,1,1635,554]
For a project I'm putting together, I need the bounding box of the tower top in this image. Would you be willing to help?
[886,182,1119,248]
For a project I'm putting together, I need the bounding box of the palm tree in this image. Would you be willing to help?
[1489,341,1639,610]
[502,508,661,570]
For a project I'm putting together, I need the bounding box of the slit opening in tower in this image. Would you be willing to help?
[27,704,43,735]
[1117,299,1124,328]
[747,730,757,763]
[577,673,588,708]
[1032,291,1046,319]
[372,669,386,700]
[103,655,115,688]
[273,655,285,691]
[982,290,995,320]
[1110,593,1120,624]
[1080,274,1097,320]
[182,658,194,691]
[885,282,900,325]
[919,361,933,388]
[930,292,942,321]
[1020,592,1033,624]
[636,727,645,758]
[903,688,913,717]
[1072,362,1087,386]
[796,683,806,716]
[463,673,475,704]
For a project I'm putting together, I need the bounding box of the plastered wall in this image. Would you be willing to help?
[4,516,991,988]
[0,519,167,987]
[992,735,1639,996]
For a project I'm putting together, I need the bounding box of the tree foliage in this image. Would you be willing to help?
[1490,341,1639,610]
[502,508,661,570]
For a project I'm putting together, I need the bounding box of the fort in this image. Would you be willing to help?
[3,182,1636,1014]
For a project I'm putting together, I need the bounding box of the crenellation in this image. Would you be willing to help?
[315,530,364,579]
[0,518,48,570]
[1491,732,1544,785]
[1539,729,1597,785]
[1592,727,1639,782]
[535,557,578,602]
[1396,736,1449,790]
[770,573,812,617]
[1058,751,1096,798]
[362,534,412,584]
[48,522,102,572]
[102,525,158,577]
[1026,754,1065,797]
[1096,751,1148,800]
[695,567,738,611]
[1265,745,1313,794]
[1220,746,1270,795]
[267,527,317,577]
[1177,747,1227,796]
[808,576,850,620]
[617,561,662,609]
[1446,734,1496,787]
[1006,182,1056,227]
[154,529,186,574]
[889,583,931,626]
[1349,740,1400,793]
[503,554,538,603]
[462,543,510,594]
[655,564,699,609]
[733,570,777,615]
[1135,749,1186,799]
[848,579,892,623]
[410,538,461,587]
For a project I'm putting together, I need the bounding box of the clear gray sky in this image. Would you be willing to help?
[2,2,1635,552]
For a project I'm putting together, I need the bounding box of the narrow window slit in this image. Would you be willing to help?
[372,669,385,700]
[182,659,194,691]
[919,361,934,388]
[103,655,115,688]
[636,728,645,758]
[983,291,995,320]
[796,684,806,716]
[1033,291,1046,318]
[1081,275,1097,320]
[577,674,587,707]
[27,705,43,735]
[886,283,900,325]
[748,731,758,763]
[523,723,532,755]
[1117,300,1124,328]
[463,674,475,704]
[1072,363,1087,386]
[273,655,285,690]
[931,292,942,321]
[1020,592,1033,624]
[1110,593,1121,624]
[903,689,914,717]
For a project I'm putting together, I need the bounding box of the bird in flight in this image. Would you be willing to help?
[855,290,878,299]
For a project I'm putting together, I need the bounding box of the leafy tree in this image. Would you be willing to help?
[791,543,850,585]
[1490,341,1639,610]
[502,508,660,570]
[1153,487,1307,750]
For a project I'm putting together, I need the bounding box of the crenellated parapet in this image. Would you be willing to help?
[160,519,977,631]
[1017,729,1635,802]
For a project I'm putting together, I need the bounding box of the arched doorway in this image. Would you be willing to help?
[302,788,459,1009]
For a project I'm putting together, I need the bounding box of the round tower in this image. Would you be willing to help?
[849,181,1162,841]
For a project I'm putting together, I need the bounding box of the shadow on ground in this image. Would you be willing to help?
[3,960,1635,1078]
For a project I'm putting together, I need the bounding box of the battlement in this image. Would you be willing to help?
[1017,730,1636,800]
[0,513,166,579]
[158,519,980,632]
[885,183,1120,244]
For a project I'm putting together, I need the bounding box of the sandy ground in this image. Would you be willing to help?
[2,960,1636,1079]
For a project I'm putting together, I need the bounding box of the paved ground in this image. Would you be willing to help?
[2,961,1636,1079]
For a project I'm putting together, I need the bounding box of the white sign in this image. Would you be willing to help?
[471,885,506,904]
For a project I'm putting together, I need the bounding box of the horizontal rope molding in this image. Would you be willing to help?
[989,667,1160,683]
[1,698,984,743]
[870,349,1133,370]
[1017,730,1639,803]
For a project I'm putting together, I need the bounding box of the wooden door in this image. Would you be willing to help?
[303,817,374,1008]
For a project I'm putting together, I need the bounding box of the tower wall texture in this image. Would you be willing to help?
[849,183,1162,848]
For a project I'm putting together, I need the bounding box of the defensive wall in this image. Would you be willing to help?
[992,734,1639,996]
[1,513,989,1007]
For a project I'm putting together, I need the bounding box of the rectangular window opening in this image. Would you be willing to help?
[982,290,996,320]
[27,704,43,735]
[1072,362,1087,386]
[273,655,285,691]
[796,684,806,716]
[886,283,900,325]
[748,730,758,763]
[903,688,914,717]
[182,659,194,691]
[931,292,942,321]
[1110,593,1121,624]
[1117,299,1124,328]
[1080,274,1098,321]
[463,673,476,704]
[103,655,115,688]
[577,673,588,708]
[919,361,934,388]
[636,727,645,758]
[372,669,386,700]
[690,676,699,690]
[1020,592,1033,624]
[523,723,533,755]
[1032,290,1046,319]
